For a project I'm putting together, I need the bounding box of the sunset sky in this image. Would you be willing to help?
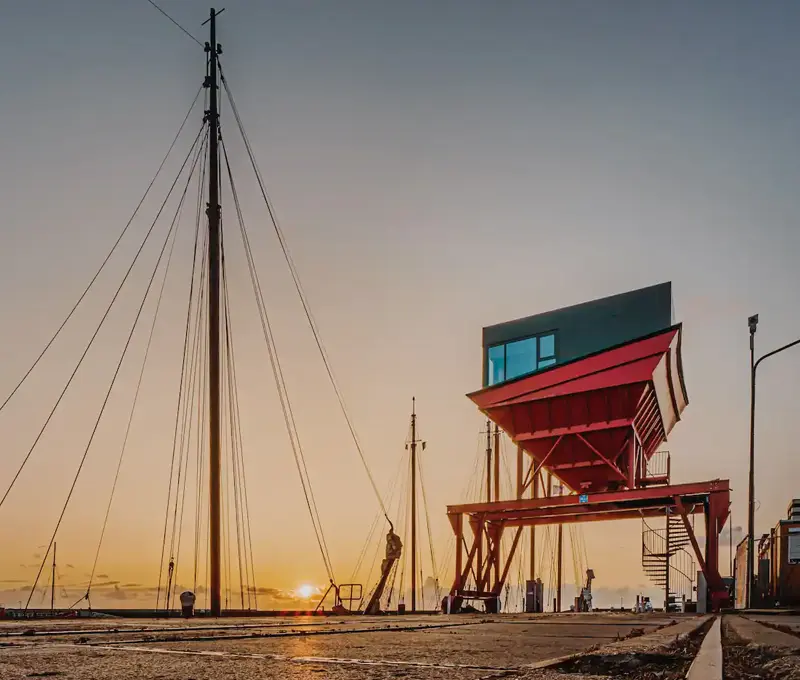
[1,1,799,610]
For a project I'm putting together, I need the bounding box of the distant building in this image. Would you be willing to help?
[737,499,800,608]
[482,281,674,387]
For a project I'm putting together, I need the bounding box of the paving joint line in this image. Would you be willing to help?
[15,642,521,672]
[0,619,346,639]
[73,619,487,646]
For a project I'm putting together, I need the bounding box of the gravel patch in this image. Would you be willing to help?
[548,617,712,679]
[723,617,800,679]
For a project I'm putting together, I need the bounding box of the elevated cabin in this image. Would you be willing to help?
[472,282,686,493]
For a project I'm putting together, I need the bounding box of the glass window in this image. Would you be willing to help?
[539,333,555,359]
[487,344,505,386]
[506,337,537,381]
[485,332,558,386]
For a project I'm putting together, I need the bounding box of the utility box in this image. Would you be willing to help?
[696,571,708,614]
[525,579,544,613]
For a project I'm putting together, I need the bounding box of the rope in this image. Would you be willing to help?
[221,271,258,609]
[219,65,390,523]
[191,86,209,593]
[2,122,206,517]
[219,135,335,582]
[350,451,406,584]
[418,454,441,605]
[25,127,203,609]
[85,183,184,599]
[156,130,209,609]
[220,243,249,609]
[144,0,204,47]
[166,142,208,610]
[356,451,407,608]
[191,135,208,596]
[0,87,202,422]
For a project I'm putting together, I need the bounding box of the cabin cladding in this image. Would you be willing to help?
[482,282,674,387]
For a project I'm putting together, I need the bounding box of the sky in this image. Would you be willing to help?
[1,0,799,611]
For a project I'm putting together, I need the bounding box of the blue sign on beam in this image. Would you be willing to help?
[579,494,589,504]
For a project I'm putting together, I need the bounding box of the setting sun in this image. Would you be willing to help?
[298,584,314,599]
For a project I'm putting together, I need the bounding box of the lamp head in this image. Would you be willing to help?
[748,314,759,334]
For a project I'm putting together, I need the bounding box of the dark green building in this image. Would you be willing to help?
[482,282,674,386]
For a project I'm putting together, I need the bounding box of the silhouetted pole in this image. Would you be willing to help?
[556,482,562,612]
[530,471,537,582]
[205,6,223,617]
[51,542,56,613]
[411,398,417,612]
[493,424,500,502]
[665,508,671,612]
[485,420,492,502]
[747,314,757,610]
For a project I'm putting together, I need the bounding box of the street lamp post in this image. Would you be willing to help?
[746,314,800,609]
[746,314,758,610]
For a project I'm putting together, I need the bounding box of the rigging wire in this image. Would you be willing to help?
[165,145,208,610]
[220,239,248,609]
[167,212,209,610]
[350,450,406,585]
[221,263,258,609]
[0,86,201,418]
[219,135,335,582]
[25,126,205,609]
[357,450,408,608]
[220,266,258,608]
[84,182,185,601]
[1,122,207,515]
[219,65,390,523]
[170,227,208,608]
[156,128,209,609]
[418,453,441,605]
[144,0,204,47]
[190,126,209,597]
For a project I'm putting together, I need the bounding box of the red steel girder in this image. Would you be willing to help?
[448,479,730,611]
[448,479,729,516]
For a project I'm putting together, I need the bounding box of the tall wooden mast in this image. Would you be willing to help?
[204,6,223,617]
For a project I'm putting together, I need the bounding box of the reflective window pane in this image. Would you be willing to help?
[539,334,555,358]
[506,337,537,381]
[487,344,505,385]
[538,357,556,369]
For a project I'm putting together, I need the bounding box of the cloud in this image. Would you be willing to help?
[96,574,110,579]
[0,580,27,584]
[255,587,305,602]
[0,582,336,610]
[65,564,75,569]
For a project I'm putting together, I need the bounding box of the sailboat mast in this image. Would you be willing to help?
[410,397,417,612]
[485,420,492,502]
[205,6,223,617]
[51,542,56,613]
